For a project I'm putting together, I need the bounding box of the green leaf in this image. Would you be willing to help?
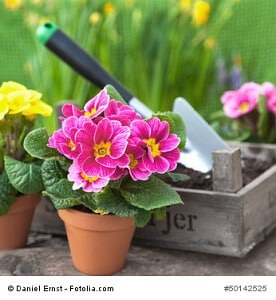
[104,85,127,104]
[43,179,82,209]
[4,156,44,194]
[166,172,190,182]
[134,209,152,228]
[0,171,17,215]
[153,207,167,220]
[94,188,138,217]
[154,111,186,150]
[24,127,58,159]
[121,175,183,210]
[41,158,69,188]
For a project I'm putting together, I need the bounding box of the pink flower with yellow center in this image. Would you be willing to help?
[126,143,151,181]
[221,82,259,118]
[48,116,90,159]
[61,89,109,119]
[104,99,142,126]
[76,118,130,178]
[130,117,180,174]
[68,162,109,192]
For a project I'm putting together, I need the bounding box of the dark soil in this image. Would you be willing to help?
[166,158,274,191]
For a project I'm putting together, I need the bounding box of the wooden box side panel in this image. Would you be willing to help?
[242,166,276,254]
[134,191,244,257]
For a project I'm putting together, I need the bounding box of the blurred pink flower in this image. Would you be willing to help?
[221,82,259,118]
[260,82,276,113]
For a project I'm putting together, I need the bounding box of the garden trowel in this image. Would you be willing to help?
[36,22,229,172]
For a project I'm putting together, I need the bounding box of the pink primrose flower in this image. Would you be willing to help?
[260,82,276,114]
[130,117,180,174]
[267,95,276,113]
[221,82,259,118]
[83,88,110,118]
[126,143,152,181]
[104,99,142,126]
[48,116,90,159]
[61,89,109,119]
[61,103,83,118]
[76,118,130,178]
[68,162,109,192]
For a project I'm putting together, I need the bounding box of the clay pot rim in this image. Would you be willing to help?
[58,208,135,231]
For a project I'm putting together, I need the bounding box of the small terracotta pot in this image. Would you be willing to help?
[58,209,135,275]
[0,194,40,250]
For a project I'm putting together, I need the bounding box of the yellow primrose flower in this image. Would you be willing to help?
[0,81,52,118]
[192,1,211,26]
[204,37,216,49]
[0,95,9,120]
[179,0,192,13]
[0,81,26,94]
[6,90,33,115]
[4,0,23,10]
[89,12,101,25]
[22,99,53,118]
[103,2,115,15]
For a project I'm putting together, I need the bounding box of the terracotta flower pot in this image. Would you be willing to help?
[0,194,40,250]
[58,209,135,275]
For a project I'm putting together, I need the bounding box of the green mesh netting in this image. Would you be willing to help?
[218,0,276,83]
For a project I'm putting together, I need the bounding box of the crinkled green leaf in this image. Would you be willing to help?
[134,209,152,228]
[0,171,17,215]
[42,179,82,209]
[94,188,138,217]
[41,158,69,188]
[4,156,43,194]
[24,127,58,159]
[121,175,183,210]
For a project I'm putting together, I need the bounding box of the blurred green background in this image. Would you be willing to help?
[1,0,276,132]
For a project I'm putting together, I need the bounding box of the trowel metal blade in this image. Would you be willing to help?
[173,97,229,172]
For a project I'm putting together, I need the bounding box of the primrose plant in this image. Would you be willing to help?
[211,81,276,143]
[24,86,187,227]
[0,81,52,215]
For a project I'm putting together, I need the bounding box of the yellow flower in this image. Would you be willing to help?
[6,90,33,115]
[22,99,53,118]
[93,208,109,215]
[192,1,211,26]
[179,0,192,13]
[0,81,26,94]
[103,2,115,15]
[4,0,23,10]
[0,95,9,120]
[89,12,101,25]
[204,37,216,49]
[0,81,52,118]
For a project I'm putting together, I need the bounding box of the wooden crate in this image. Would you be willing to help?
[134,143,276,257]
[31,143,276,257]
